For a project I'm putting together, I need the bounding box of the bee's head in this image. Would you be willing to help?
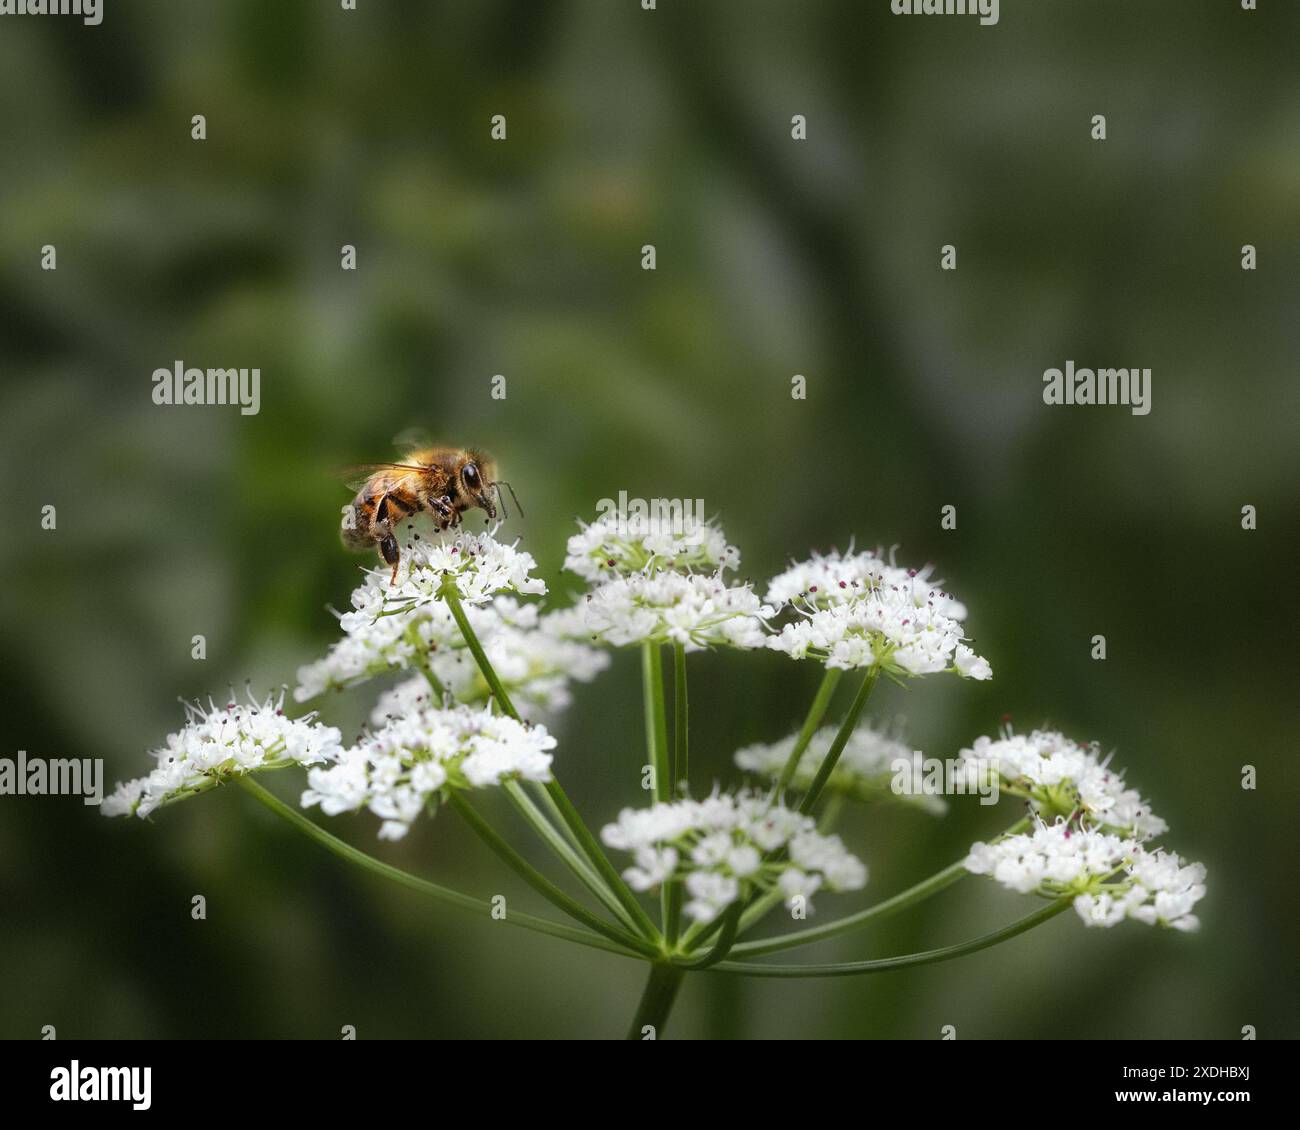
[459,451,498,520]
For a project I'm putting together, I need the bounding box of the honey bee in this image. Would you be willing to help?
[340,446,520,582]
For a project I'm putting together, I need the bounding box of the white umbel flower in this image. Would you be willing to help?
[102,690,343,819]
[767,567,989,680]
[381,527,545,608]
[564,508,739,581]
[963,819,1206,931]
[300,704,556,840]
[582,572,774,651]
[734,723,946,813]
[295,594,608,719]
[952,729,1167,841]
[600,791,867,923]
[766,547,968,622]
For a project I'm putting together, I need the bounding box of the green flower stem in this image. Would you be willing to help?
[502,779,642,936]
[641,643,671,800]
[526,780,584,853]
[734,854,971,955]
[626,963,687,1040]
[733,817,1034,954]
[236,777,640,959]
[678,668,879,955]
[447,792,661,959]
[673,643,689,788]
[817,792,844,834]
[798,667,879,815]
[664,644,689,946]
[407,625,448,700]
[542,779,661,941]
[439,582,517,717]
[707,897,1072,977]
[775,667,843,793]
[673,903,741,970]
[439,578,658,941]
[641,642,674,937]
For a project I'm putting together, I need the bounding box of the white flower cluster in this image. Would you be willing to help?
[564,508,739,581]
[102,691,343,819]
[953,729,1167,840]
[581,572,774,651]
[600,792,867,923]
[734,723,946,813]
[301,705,556,841]
[765,549,989,679]
[295,595,607,718]
[383,527,546,607]
[964,820,1206,932]
[766,547,968,621]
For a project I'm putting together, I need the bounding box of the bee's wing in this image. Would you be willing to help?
[334,462,431,493]
[392,426,437,452]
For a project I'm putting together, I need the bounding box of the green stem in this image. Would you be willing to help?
[817,792,844,834]
[733,817,1033,954]
[799,667,879,815]
[674,903,741,970]
[641,642,674,938]
[664,644,689,945]
[708,897,1072,977]
[236,777,639,959]
[672,643,689,789]
[502,779,643,936]
[775,667,843,793]
[543,779,661,941]
[627,963,687,1040]
[679,667,879,954]
[734,861,963,957]
[440,583,516,717]
[407,625,448,700]
[641,643,671,800]
[440,579,658,941]
[448,792,660,958]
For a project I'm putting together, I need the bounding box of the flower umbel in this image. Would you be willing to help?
[964,819,1206,932]
[564,508,739,581]
[766,551,990,680]
[601,792,867,923]
[102,690,343,819]
[582,572,774,651]
[301,704,556,841]
[953,728,1167,841]
[295,595,607,719]
[734,722,947,813]
[381,527,546,608]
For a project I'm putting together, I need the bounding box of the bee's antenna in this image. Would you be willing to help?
[496,481,524,519]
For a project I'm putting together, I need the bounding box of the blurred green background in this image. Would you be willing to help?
[2,0,1297,1039]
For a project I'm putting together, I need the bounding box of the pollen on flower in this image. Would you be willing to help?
[101,690,343,819]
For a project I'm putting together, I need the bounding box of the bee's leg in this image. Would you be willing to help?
[380,534,400,584]
[375,494,402,584]
[427,494,456,529]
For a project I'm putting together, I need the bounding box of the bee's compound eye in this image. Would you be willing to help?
[462,463,481,490]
